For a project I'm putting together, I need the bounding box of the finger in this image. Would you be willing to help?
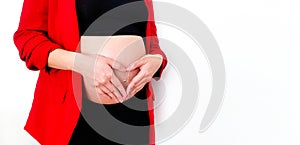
[107,91,121,103]
[104,79,124,103]
[96,86,114,101]
[126,82,145,100]
[95,67,115,87]
[103,82,122,103]
[97,86,120,103]
[126,71,145,95]
[135,81,147,94]
[126,57,145,71]
[105,57,126,71]
[103,81,115,93]
[134,77,149,89]
[98,85,113,100]
[111,86,124,103]
[110,73,127,98]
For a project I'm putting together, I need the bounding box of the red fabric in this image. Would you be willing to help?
[13,0,167,145]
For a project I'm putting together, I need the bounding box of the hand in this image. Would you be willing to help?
[114,68,140,88]
[125,54,163,100]
[73,54,127,104]
[94,55,128,103]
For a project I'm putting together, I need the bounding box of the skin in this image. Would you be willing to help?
[125,54,163,100]
[47,48,162,104]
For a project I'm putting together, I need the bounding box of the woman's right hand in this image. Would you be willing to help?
[73,53,127,104]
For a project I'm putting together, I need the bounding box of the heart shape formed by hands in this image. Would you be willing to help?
[80,35,145,104]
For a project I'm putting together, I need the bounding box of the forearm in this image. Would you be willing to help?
[47,49,77,71]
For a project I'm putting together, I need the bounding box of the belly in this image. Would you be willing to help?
[80,35,146,104]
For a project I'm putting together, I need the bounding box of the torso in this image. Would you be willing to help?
[76,0,149,104]
[71,1,151,144]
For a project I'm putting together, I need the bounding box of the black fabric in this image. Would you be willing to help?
[68,83,150,145]
[69,0,150,144]
[76,0,148,36]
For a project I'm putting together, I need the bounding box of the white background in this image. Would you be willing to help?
[1,0,300,145]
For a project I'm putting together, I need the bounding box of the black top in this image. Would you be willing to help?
[76,0,148,36]
[71,1,151,144]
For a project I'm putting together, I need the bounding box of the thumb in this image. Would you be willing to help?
[127,57,145,71]
[105,57,126,71]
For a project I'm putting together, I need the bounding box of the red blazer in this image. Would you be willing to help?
[13,0,167,144]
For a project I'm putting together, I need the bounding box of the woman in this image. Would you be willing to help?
[13,0,167,144]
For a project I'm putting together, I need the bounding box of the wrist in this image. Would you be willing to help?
[67,51,78,71]
[48,48,78,71]
[152,54,163,64]
[72,53,97,75]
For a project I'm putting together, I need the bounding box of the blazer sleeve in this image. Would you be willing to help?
[147,0,168,80]
[13,0,61,73]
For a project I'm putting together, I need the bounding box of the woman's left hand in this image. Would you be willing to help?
[125,54,163,100]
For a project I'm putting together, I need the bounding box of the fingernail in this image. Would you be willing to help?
[127,93,131,99]
[126,64,133,71]
[113,63,119,68]
[119,98,123,103]
[124,94,128,100]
